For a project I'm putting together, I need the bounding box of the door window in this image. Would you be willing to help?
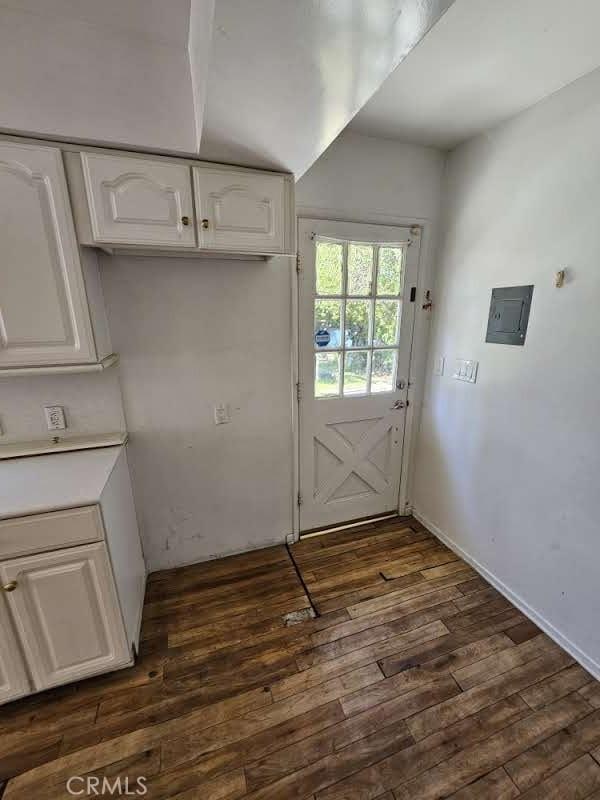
[313,239,406,397]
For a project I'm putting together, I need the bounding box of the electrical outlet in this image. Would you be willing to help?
[44,405,66,431]
[214,403,231,425]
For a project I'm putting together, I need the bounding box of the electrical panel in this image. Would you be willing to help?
[486,285,533,346]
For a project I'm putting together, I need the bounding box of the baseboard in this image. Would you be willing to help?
[147,534,289,574]
[413,508,600,681]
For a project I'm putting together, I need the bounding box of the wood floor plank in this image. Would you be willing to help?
[504,707,600,790]
[519,664,593,709]
[4,517,600,800]
[406,649,574,741]
[346,570,478,619]
[515,754,600,799]
[580,683,600,709]
[445,767,519,799]
[296,614,452,670]
[160,663,383,768]
[242,722,413,800]
[315,696,531,800]
[452,634,556,691]
[393,693,591,800]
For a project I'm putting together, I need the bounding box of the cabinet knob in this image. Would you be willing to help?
[2,581,17,592]
[201,218,209,230]
[181,215,190,226]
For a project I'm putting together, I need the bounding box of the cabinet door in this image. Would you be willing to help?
[81,153,196,248]
[0,142,97,366]
[194,167,288,253]
[0,544,130,691]
[0,595,30,704]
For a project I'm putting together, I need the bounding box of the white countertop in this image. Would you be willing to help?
[0,446,123,520]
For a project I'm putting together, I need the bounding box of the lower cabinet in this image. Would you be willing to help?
[0,543,130,692]
[0,592,30,704]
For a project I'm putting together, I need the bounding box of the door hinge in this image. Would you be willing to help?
[297,491,303,506]
[296,253,301,273]
[296,381,302,401]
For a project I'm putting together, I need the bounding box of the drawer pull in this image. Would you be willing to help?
[181,215,190,226]
[201,218,209,229]
[2,581,17,592]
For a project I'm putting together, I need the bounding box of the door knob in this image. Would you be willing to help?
[390,400,405,410]
[2,581,17,592]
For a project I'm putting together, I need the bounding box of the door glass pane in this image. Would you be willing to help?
[316,241,343,295]
[314,300,342,350]
[377,247,403,295]
[315,352,340,397]
[373,300,400,346]
[344,350,369,396]
[347,243,373,296]
[371,349,397,393]
[345,300,371,348]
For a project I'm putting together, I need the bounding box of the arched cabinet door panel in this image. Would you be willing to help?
[194,167,291,254]
[0,142,97,366]
[81,153,196,248]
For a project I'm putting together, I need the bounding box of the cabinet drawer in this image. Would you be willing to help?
[0,506,104,560]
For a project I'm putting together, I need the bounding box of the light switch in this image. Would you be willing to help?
[214,403,231,425]
[453,359,478,383]
[434,356,445,376]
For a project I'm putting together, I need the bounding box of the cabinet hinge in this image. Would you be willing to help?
[297,491,303,506]
[296,381,302,401]
[296,253,301,273]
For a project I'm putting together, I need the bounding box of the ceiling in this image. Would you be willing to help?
[350,0,600,149]
[198,0,454,176]
[2,0,600,172]
[0,0,453,176]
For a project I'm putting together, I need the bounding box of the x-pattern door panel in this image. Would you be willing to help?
[298,219,420,531]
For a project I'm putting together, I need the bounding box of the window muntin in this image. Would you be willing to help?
[314,239,405,398]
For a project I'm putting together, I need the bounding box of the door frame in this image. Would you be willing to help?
[289,209,435,542]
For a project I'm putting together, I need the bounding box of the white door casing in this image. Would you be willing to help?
[0,543,130,690]
[298,219,420,531]
[0,595,30,704]
[193,167,287,253]
[81,153,196,248]
[0,142,97,366]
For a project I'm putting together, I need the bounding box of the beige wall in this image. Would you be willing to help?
[414,67,600,676]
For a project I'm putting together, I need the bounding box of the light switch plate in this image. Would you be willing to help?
[214,403,231,425]
[434,356,445,376]
[453,359,478,383]
[44,405,66,430]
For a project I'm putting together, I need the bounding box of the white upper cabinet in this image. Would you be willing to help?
[80,153,196,248]
[0,142,99,367]
[193,167,294,254]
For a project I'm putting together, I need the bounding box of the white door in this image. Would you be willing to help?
[0,543,130,691]
[0,593,30,704]
[193,167,287,253]
[0,142,97,366]
[80,153,196,248]
[298,219,420,531]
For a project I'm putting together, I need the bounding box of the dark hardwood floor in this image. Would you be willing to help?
[2,516,600,799]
